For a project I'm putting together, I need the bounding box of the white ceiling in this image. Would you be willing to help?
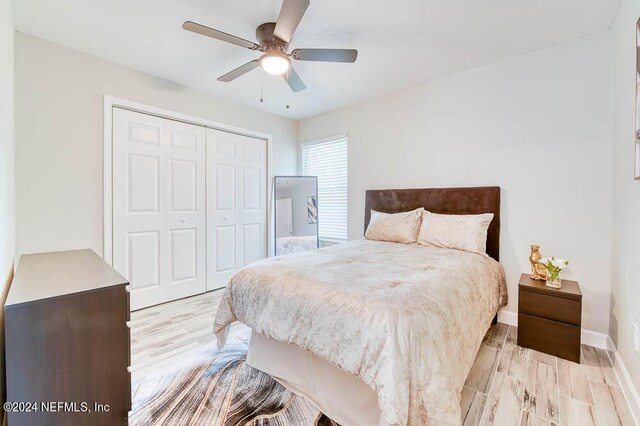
[14,0,619,119]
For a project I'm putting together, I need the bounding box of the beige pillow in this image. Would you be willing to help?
[417,211,494,255]
[365,208,424,244]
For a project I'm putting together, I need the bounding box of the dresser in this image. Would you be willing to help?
[5,249,130,425]
[517,273,582,363]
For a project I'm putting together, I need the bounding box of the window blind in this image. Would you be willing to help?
[301,137,348,244]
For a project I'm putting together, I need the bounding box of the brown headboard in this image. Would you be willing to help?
[364,186,501,261]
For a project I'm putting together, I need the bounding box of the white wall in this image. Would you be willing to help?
[15,32,299,259]
[299,31,613,334]
[0,0,14,274]
[0,0,14,415]
[610,0,640,392]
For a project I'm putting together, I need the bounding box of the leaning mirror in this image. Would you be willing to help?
[274,176,319,256]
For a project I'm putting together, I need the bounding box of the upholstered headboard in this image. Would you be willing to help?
[364,186,501,261]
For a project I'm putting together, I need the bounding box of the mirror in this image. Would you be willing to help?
[274,176,319,256]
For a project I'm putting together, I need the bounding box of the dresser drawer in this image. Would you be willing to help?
[519,289,581,326]
[518,313,580,363]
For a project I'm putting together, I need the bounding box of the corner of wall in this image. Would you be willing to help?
[0,0,15,422]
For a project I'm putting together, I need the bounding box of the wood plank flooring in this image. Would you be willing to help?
[130,292,636,425]
[129,290,225,382]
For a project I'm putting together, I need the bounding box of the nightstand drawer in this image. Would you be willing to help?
[518,313,580,363]
[519,290,581,326]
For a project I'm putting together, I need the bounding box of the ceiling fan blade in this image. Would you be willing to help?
[273,0,310,43]
[183,21,260,50]
[218,60,260,82]
[283,67,306,92]
[292,48,358,63]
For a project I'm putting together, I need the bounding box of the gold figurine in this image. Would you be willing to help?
[529,245,548,280]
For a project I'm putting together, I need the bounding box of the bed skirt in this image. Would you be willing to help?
[246,331,384,426]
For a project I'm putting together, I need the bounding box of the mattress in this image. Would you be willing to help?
[214,239,506,425]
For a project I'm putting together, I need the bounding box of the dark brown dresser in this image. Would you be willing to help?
[517,273,582,363]
[4,249,130,425]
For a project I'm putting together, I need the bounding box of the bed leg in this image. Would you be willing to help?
[492,314,498,325]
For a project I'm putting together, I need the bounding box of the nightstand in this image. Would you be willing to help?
[517,273,582,363]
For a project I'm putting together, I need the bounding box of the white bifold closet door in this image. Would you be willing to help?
[112,108,206,310]
[206,128,267,291]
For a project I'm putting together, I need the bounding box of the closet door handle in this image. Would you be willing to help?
[180,218,187,224]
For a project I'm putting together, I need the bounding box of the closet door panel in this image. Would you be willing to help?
[164,119,206,304]
[237,134,267,264]
[113,109,165,308]
[206,128,267,290]
[112,109,205,310]
[207,129,239,290]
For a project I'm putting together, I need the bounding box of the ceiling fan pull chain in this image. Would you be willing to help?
[285,70,290,109]
[260,71,264,103]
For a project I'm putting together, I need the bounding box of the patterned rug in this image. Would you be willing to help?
[130,339,339,426]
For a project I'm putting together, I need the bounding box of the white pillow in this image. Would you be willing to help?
[365,208,424,244]
[417,211,494,255]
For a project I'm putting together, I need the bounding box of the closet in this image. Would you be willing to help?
[111,108,267,309]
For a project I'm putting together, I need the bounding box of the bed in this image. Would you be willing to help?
[214,187,507,426]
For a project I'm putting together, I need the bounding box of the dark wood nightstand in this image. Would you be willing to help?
[517,273,582,363]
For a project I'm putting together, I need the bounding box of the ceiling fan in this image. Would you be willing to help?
[182,0,358,93]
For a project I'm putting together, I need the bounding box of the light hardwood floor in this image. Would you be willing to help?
[130,292,636,425]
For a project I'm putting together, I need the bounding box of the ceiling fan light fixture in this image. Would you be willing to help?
[259,53,290,76]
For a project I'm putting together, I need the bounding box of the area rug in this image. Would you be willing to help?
[130,339,339,426]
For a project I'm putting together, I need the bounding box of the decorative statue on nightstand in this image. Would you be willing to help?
[529,245,548,280]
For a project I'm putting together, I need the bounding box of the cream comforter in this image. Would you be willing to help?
[214,239,507,425]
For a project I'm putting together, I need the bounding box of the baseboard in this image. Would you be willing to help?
[497,309,518,327]
[497,309,608,349]
[606,337,640,425]
[581,329,609,349]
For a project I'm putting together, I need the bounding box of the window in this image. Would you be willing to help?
[301,136,348,245]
